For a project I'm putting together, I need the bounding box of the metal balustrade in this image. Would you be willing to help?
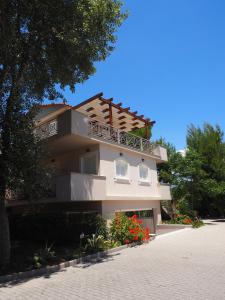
[35,118,154,155]
[88,120,154,154]
[35,119,58,139]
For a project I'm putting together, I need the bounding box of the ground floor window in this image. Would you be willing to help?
[125,209,153,218]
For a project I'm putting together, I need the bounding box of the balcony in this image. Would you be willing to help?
[88,120,154,155]
[35,110,167,160]
[56,172,106,201]
[158,183,171,200]
[35,119,58,140]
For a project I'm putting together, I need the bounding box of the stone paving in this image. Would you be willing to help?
[1,220,225,300]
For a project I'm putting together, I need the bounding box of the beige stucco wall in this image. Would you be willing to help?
[56,172,106,201]
[102,200,162,225]
[99,143,160,200]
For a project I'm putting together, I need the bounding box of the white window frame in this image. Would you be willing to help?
[114,157,130,183]
[138,163,151,186]
[80,151,98,175]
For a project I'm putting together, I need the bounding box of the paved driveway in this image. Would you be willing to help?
[1,220,225,300]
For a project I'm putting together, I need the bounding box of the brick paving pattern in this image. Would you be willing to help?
[1,220,225,300]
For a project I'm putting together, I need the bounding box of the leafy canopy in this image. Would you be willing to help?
[0,0,127,103]
[157,123,225,217]
[0,0,126,265]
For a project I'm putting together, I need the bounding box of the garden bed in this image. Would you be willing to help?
[0,240,81,277]
[0,240,150,284]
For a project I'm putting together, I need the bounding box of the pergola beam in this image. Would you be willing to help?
[73,93,155,132]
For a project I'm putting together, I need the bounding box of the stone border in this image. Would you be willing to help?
[158,224,192,228]
[0,242,146,284]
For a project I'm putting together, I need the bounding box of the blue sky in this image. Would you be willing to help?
[60,0,225,150]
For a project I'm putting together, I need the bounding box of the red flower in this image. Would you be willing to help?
[124,239,130,244]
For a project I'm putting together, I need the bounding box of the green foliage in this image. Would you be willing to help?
[130,125,152,140]
[83,214,108,239]
[110,213,150,244]
[84,234,107,253]
[33,244,56,269]
[0,0,127,101]
[0,0,126,265]
[158,123,225,218]
[104,239,121,249]
[192,219,204,229]
[185,124,225,216]
[110,213,131,244]
[165,214,192,225]
[177,197,194,217]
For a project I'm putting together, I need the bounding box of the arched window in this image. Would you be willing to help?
[138,163,149,183]
[115,158,129,179]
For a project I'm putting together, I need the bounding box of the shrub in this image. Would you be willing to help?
[192,219,204,228]
[84,234,107,253]
[165,214,204,228]
[9,212,108,244]
[165,214,193,225]
[110,213,150,245]
[32,243,56,268]
[83,214,108,239]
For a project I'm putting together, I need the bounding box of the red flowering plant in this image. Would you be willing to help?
[166,214,193,225]
[110,213,150,245]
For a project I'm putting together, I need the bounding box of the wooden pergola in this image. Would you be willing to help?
[73,93,155,139]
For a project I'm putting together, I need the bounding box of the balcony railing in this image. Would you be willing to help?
[88,120,154,154]
[35,119,58,139]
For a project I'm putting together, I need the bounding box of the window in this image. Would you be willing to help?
[138,163,150,184]
[125,210,153,218]
[80,151,98,175]
[115,158,129,181]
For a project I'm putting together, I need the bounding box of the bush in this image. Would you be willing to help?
[9,212,108,244]
[165,214,204,228]
[32,243,56,268]
[177,198,194,217]
[110,213,150,245]
[83,214,108,239]
[84,234,107,253]
[165,214,192,225]
[192,219,204,228]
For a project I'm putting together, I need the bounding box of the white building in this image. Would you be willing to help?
[34,93,171,232]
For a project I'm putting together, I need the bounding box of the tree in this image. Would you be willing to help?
[185,123,225,216]
[156,124,225,219]
[0,0,126,266]
[154,138,184,217]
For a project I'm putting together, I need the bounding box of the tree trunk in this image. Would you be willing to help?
[0,163,11,267]
[0,201,10,267]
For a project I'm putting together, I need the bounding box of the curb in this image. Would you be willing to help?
[156,227,192,239]
[158,224,192,228]
[0,242,145,284]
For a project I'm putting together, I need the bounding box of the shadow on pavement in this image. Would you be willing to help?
[0,252,121,288]
[212,219,225,222]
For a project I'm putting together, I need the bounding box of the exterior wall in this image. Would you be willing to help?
[54,110,89,138]
[99,143,160,200]
[56,172,106,202]
[153,145,168,162]
[71,110,89,137]
[158,183,171,200]
[70,173,106,201]
[102,200,162,225]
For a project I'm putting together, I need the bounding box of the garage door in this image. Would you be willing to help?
[125,209,155,234]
